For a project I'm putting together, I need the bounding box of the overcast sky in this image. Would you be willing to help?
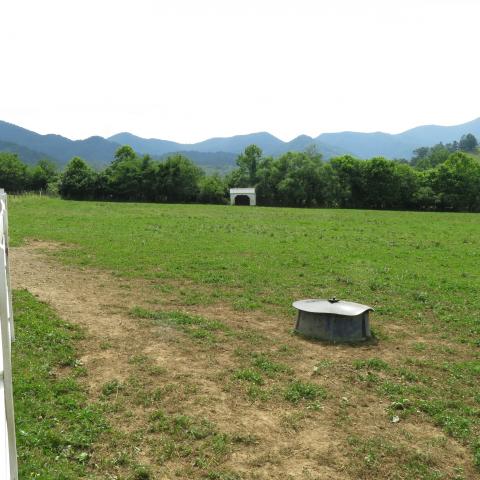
[2,0,479,143]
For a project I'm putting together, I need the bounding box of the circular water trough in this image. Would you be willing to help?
[292,298,373,342]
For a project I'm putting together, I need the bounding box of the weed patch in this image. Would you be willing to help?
[284,380,327,404]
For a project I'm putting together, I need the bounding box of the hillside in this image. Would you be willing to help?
[317,117,480,159]
[1,117,480,170]
[0,121,119,168]
[0,140,55,166]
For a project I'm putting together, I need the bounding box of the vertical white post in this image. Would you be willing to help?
[1,192,14,341]
[0,190,18,479]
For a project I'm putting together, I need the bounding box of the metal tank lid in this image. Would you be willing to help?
[292,297,373,316]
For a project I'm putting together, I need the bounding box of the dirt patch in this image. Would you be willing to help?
[10,241,477,479]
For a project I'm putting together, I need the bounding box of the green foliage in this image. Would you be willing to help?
[459,133,478,152]
[411,133,478,170]
[284,381,327,403]
[234,144,262,186]
[197,173,227,204]
[234,368,264,385]
[362,157,400,209]
[251,354,291,376]
[412,143,451,170]
[0,152,28,192]
[5,134,480,211]
[353,358,389,370]
[157,154,203,202]
[29,159,58,191]
[104,150,144,200]
[431,152,480,211]
[59,157,97,200]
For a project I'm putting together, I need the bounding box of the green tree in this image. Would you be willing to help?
[274,151,325,207]
[157,154,202,202]
[235,145,262,186]
[431,152,480,211]
[105,147,143,200]
[412,171,439,210]
[321,162,348,208]
[112,145,137,164]
[362,157,400,209]
[0,152,28,192]
[459,133,478,152]
[255,156,277,205]
[393,162,420,209]
[29,159,58,191]
[139,155,158,202]
[329,155,365,208]
[411,147,430,166]
[412,144,450,170]
[59,157,97,200]
[198,174,227,204]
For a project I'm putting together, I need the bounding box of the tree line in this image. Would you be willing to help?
[0,133,479,211]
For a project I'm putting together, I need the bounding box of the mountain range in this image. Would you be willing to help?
[1,117,480,171]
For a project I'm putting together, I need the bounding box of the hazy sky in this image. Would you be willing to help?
[2,0,479,142]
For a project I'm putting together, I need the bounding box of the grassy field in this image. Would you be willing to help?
[9,196,480,479]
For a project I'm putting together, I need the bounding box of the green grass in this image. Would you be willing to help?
[234,368,264,385]
[9,196,480,474]
[8,198,480,338]
[283,380,327,404]
[12,289,107,479]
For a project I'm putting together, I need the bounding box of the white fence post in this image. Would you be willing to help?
[0,189,18,479]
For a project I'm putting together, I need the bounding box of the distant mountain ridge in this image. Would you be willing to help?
[317,117,480,159]
[0,121,119,167]
[108,131,346,159]
[1,117,480,170]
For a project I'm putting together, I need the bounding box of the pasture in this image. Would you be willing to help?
[9,197,480,479]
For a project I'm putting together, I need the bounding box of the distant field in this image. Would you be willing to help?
[9,197,480,479]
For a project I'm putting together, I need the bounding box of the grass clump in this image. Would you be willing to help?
[284,380,327,404]
[102,379,123,397]
[353,358,389,371]
[132,465,152,480]
[234,368,264,385]
[251,353,291,376]
[147,410,234,471]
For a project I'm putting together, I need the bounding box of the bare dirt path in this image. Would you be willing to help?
[11,241,476,479]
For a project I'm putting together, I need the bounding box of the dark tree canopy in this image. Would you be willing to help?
[459,133,478,152]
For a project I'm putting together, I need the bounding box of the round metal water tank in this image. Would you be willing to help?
[292,298,373,342]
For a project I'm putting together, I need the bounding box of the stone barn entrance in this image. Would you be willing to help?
[230,188,256,206]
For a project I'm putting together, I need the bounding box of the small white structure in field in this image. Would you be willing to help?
[230,188,256,206]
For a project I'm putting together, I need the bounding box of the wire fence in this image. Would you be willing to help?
[9,190,58,199]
